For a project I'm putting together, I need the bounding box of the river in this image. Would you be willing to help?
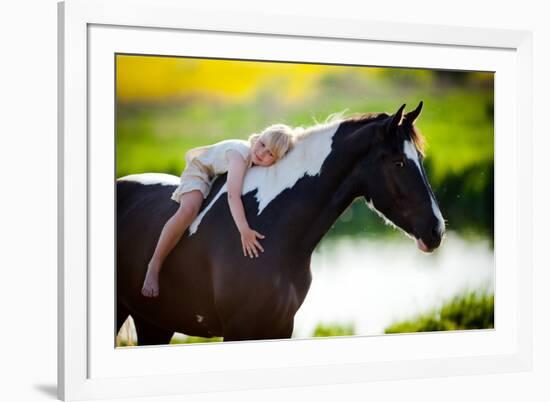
[293,232,494,337]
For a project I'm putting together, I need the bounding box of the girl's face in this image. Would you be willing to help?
[251,138,276,167]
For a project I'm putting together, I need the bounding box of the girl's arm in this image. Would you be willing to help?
[226,150,265,258]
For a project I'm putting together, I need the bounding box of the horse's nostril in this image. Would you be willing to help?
[431,227,440,239]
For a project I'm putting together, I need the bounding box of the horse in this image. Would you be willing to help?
[116,102,445,344]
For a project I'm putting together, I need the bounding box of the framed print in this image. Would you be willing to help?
[58,0,533,400]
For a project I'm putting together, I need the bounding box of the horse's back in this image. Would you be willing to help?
[117,174,180,235]
[117,173,179,213]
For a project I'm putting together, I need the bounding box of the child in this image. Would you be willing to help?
[141,124,295,297]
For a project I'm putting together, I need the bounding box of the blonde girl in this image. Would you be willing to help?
[141,124,295,297]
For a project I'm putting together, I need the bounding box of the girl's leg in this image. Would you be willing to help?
[141,190,203,297]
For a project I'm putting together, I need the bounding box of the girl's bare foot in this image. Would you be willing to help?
[141,264,160,297]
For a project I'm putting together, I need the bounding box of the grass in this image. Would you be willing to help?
[312,322,356,337]
[116,82,494,181]
[170,336,222,344]
[384,291,494,334]
[115,319,357,346]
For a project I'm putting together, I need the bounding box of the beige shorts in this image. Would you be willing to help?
[170,160,213,203]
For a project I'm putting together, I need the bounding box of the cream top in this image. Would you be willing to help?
[184,139,253,177]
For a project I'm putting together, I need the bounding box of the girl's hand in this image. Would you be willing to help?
[225,150,265,258]
[240,227,265,258]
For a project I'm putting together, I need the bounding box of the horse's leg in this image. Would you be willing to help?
[264,320,294,340]
[275,320,294,339]
[133,315,174,346]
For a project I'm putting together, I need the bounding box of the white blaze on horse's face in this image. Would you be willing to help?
[403,139,445,236]
[188,121,340,235]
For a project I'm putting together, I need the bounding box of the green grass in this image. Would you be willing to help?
[170,336,223,344]
[384,291,494,334]
[116,87,493,180]
[312,322,355,337]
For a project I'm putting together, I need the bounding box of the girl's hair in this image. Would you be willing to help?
[248,124,295,161]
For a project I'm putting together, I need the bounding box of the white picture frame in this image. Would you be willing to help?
[58,0,533,400]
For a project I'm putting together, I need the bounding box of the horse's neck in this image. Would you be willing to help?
[244,119,371,253]
[299,166,361,252]
[277,121,371,253]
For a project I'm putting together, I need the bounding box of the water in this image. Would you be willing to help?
[293,233,494,337]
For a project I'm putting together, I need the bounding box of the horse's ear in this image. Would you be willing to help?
[386,104,406,134]
[405,101,423,124]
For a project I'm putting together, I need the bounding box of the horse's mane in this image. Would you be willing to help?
[290,110,425,155]
[408,125,425,156]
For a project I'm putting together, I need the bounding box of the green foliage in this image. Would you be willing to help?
[170,336,223,344]
[116,68,494,241]
[384,291,494,334]
[312,322,355,337]
[434,160,494,240]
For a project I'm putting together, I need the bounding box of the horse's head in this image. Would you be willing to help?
[349,102,445,252]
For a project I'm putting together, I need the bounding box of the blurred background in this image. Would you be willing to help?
[115,55,494,346]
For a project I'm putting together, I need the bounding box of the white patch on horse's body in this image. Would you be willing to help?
[403,140,445,234]
[117,173,180,186]
[195,314,204,323]
[188,121,341,235]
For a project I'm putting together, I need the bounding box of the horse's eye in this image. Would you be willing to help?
[394,160,404,168]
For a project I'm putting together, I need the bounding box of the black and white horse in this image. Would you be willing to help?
[116,102,445,344]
